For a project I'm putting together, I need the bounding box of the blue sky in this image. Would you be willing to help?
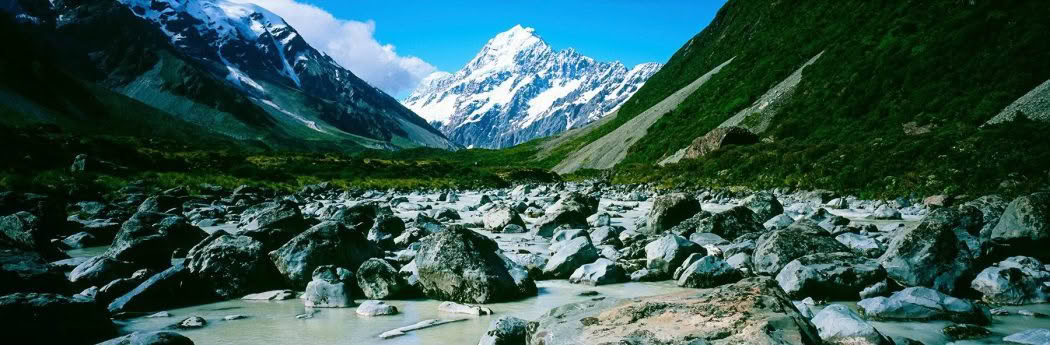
[245,0,726,96]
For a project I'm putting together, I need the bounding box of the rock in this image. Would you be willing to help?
[0,248,69,294]
[676,256,743,288]
[924,195,953,208]
[61,232,103,249]
[438,301,493,315]
[764,214,795,230]
[269,221,376,289]
[743,192,784,222]
[681,126,759,159]
[0,211,66,260]
[379,319,466,339]
[589,212,611,227]
[753,223,850,275]
[356,258,405,299]
[942,324,990,341]
[525,277,819,345]
[97,331,195,345]
[645,234,705,277]
[223,314,246,321]
[501,224,527,234]
[588,226,621,247]
[484,207,527,233]
[146,311,172,318]
[775,252,887,300]
[108,263,203,313]
[187,234,279,299]
[870,205,903,220]
[834,232,884,258]
[302,265,355,308]
[416,226,536,303]
[242,290,296,300]
[238,200,306,233]
[811,304,892,345]
[0,293,116,345]
[878,209,975,295]
[971,256,1050,305]
[569,258,626,286]
[366,214,405,248]
[825,198,849,210]
[355,300,399,316]
[859,280,890,299]
[646,193,702,234]
[1004,328,1050,345]
[543,236,599,279]
[108,212,206,268]
[673,253,706,280]
[137,196,182,214]
[991,192,1050,260]
[857,287,987,324]
[693,206,765,241]
[535,193,599,237]
[69,255,138,289]
[174,316,206,329]
[478,316,528,345]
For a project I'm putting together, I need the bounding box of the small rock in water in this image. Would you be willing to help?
[175,316,207,329]
[356,300,399,316]
[146,311,172,318]
[478,316,528,345]
[1019,310,1049,318]
[1003,328,1050,345]
[942,324,991,341]
[577,291,600,297]
[223,315,247,321]
[437,301,492,315]
[242,289,296,301]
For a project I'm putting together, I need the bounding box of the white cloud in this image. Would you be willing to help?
[232,0,436,97]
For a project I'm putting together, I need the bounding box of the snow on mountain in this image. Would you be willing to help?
[403,25,662,149]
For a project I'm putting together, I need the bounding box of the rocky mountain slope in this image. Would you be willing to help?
[403,25,660,149]
[540,0,1050,196]
[0,0,455,151]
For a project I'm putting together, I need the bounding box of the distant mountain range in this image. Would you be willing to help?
[0,0,455,151]
[403,25,660,149]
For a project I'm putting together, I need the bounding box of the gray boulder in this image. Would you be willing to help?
[645,234,706,277]
[0,211,66,260]
[569,258,626,286]
[238,200,306,233]
[743,192,784,222]
[97,331,195,345]
[415,226,536,303]
[483,207,527,233]
[753,222,850,275]
[991,192,1050,260]
[870,205,903,220]
[646,193,702,234]
[69,255,138,289]
[356,300,398,316]
[478,316,528,345]
[108,263,204,313]
[0,248,69,294]
[694,206,765,241]
[544,236,599,279]
[971,256,1050,305]
[834,232,884,258]
[676,255,743,288]
[187,234,279,299]
[1003,328,1050,345]
[811,304,892,345]
[878,209,975,295]
[0,293,116,345]
[366,214,405,249]
[303,265,354,308]
[775,252,887,300]
[535,193,599,237]
[356,258,406,299]
[857,287,987,324]
[269,221,376,289]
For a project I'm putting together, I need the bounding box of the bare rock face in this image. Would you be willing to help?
[525,277,821,345]
[682,126,759,159]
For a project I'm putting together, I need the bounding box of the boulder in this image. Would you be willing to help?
[970,256,1050,305]
[1004,328,1050,345]
[693,206,765,240]
[764,214,795,230]
[870,205,902,220]
[187,234,279,299]
[644,234,705,277]
[681,126,759,159]
[743,192,784,222]
[269,221,376,289]
[302,265,354,308]
[483,207,527,233]
[775,252,887,300]
[242,290,295,301]
[96,331,195,345]
[0,293,116,345]
[415,226,536,303]
[990,192,1050,260]
[0,248,70,294]
[753,223,850,275]
[356,300,398,316]
[878,209,975,295]
[942,323,990,341]
[108,262,206,313]
[535,193,599,237]
[857,287,987,324]
[525,277,820,345]
[588,226,621,247]
[834,232,884,258]
[174,316,206,329]
[569,258,626,286]
[237,200,306,233]
[811,304,892,345]
[108,212,206,268]
[543,236,599,279]
[646,193,702,234]
[356,258,405,299]
[676,255,743,288]
[366,214,405,248]
[479,316,528,345]
[0,211,66,260]
[69,255,138,289]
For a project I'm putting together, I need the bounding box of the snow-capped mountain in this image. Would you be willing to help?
[111,0,455,149]
[403,25,661,149]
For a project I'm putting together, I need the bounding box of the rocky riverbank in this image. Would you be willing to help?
[1,182,1048,345]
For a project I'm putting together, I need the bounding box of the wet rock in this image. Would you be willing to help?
[859,280,890,299]
[108,263,204,313]
[357,300,399,316]
[535,193,599,237]
[569,258,626,286]
[479,316,528,345]
[303,265,354,308]
[187,234,279,299]
[432,208,462,222]
[544,236,599,279]
[438,301,492,315]
[834,232,884,258]
[742,192,784,223]
[676,255,743,288]
[0,248,69,294]
[870,205,902,220]
[269,221,376,289]
[971,256,1050,305]
[753,222,850,275]
[69,255,138,289]
[942,323,990,341]
[61,232,103,249]
[646,193,702,234]
[857,287,987,324]
[1004,328,1050,345]
[416,226,536,303]
[0,211,66,260]
[242,289,296,300]
[645,234,705,277]
[693,206,765,241]
[525,277,819,345]
[991,192,1050,260]
[775,252,887,300]
[108,212,206,268]
[588,226,621,247]
[97,331,195,345]
[366,214,405,248]
[356,258,405,299]
[174,316,206,329]
[0,293,116,345]
[878,209,975,295]
[811,304,891,345]
[238,200,306,233]
[484,207,527,233]
[764,214,795,230]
